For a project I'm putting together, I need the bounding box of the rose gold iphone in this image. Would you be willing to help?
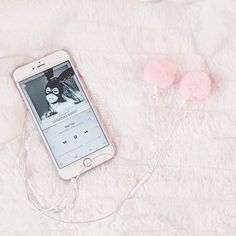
[13,50,115,180]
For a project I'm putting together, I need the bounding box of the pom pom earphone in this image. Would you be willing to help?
[143,57,212,101]
[2,54,213,224]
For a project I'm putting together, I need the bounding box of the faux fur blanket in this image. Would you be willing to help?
[1,0,236,235]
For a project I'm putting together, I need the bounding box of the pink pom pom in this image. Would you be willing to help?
[179,72,211,101]
[143,58,177,89]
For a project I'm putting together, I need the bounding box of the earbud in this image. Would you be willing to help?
[143,57,212,101]
[143,58,177,89]
[179,71,211,101]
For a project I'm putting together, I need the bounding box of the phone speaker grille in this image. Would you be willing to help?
[37,63,45,68]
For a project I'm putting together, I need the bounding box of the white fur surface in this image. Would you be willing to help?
[1,0,236,235]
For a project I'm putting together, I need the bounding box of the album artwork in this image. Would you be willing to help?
[20,61,85,123]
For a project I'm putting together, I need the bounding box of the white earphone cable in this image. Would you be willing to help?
[21,92,186,224]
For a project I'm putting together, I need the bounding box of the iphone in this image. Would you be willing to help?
[13,50,115,180]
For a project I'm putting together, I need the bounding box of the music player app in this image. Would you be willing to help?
[19,61,109,168]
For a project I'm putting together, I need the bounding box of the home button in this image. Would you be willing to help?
[83,158,92,167]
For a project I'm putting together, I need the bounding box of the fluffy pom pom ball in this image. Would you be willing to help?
[143,58,177,89]
[179,71,211,101]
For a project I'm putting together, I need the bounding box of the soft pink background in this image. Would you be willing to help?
[0,0,236,235]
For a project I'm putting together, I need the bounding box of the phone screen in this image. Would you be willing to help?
[19,61,109,169]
